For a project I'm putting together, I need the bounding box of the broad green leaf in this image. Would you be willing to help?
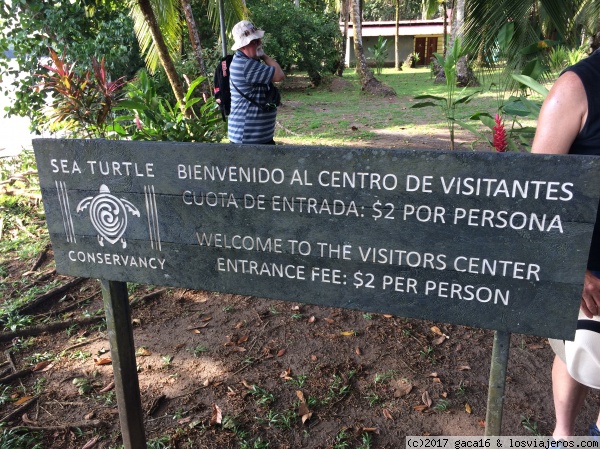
[521,58,544,82]
[511,75,549,97]
[496,22,514,54]
[479,115,496,130]
[410,102,439,109]
[414,94,445,101]
[454,91,480,105]
[456,120,487,141]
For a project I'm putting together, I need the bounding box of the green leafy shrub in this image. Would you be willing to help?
[113,69,224,142]
[0,0,143,131]
[37,48,127,138]
[251,4,341,86]
[369,36,388,75]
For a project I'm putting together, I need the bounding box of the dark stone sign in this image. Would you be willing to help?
[33,139,600,340]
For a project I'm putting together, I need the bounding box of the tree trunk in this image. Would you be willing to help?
[452,0,479,87]
[337,0,349,76]
[394,0,402,71]
[137,0,187,109]
[350,0,395,96]
[181,0,209,91]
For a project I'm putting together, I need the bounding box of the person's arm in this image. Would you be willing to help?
[260,54,285,82]
[531,71,600,317]
[530,71,587,155]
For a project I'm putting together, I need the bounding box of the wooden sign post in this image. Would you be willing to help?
[33,139,600,443]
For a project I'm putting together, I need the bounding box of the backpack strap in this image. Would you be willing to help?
[230,80,266,111]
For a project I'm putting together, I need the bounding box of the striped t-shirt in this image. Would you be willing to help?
[227,51,277,144]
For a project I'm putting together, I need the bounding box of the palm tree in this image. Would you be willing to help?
[337,0,350,76]
[350,0,396,95]
[128,0,245,103]
[131,0,187,106]
[463,0,600,73]
[394,0,402,70]
[448,0,479,86]
[181,0,207,81]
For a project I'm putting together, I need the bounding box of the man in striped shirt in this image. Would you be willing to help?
[228,20,285,145]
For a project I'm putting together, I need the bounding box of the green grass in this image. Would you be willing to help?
[276,67,543,150]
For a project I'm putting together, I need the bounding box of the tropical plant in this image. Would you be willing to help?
[548,45,570,73]
[411,37,479,150]
[369,36,388,75]
[113,69,224,142]
[461,24,548,151]
[463,0,600,76]
[0,0,142,131]
[37,48,128,138]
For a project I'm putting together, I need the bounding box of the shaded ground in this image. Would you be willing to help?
[3,254,599,449]
[1,76,599,449]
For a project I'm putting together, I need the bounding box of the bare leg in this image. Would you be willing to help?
[553,355,588,438]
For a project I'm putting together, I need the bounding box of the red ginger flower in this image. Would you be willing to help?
[493,113,508,152]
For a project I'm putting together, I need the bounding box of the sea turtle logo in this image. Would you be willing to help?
[76,185,140,248]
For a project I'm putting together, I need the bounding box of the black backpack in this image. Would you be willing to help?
[213,54,233,121]
[213,54,282,121]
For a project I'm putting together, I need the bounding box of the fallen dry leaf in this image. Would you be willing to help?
[84,411,95,420]
[14,396,33,406]
[458,365,471,371]
[242,379,253,389]
[299,403,312,423]
[355,346,362,355]
[432,335,447,346]
[465,403,472,414]
[200,316,212,322]
[32,361,52,372]
[478,419,486,428]
[307,316,316,323]
[178,416,192,424]
[432,377,441,383]
[529,344,544,350]
[383,409,394,420]
[296,390,305,402]
[340,331,355,336]
[431,326,443,336]
[187,323,209,331]
[210,404,222,425]
[413,404,428,412]
[280,368,293,381]
[81,436,100,449]
[231,346,246,352]
[21,414,37,425]
[277,349,286,357]
[237,335,249,344]
[324,318,335,324]
[422,391,432,407]
[94,357,112,366]
[383,314,393,318]
[394,380,413,398]
[310,355,318,362]
[428,372,438,378]
[99,381,115,393]
[136,347,151,356]
[235,321,244,329]
[291,306,300,311]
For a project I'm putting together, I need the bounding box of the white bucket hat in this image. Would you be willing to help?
[231,20,265,51]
